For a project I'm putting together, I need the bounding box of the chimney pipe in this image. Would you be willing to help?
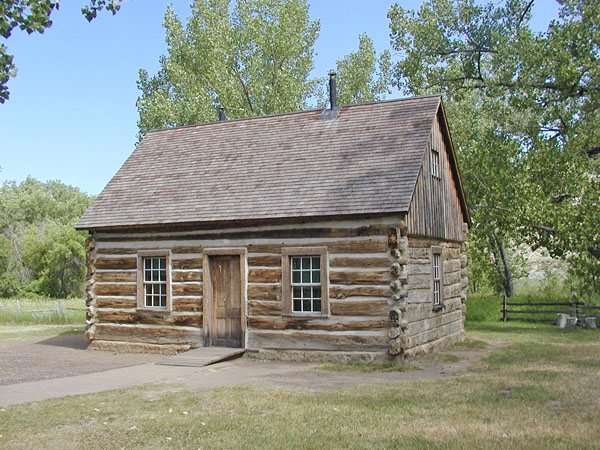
[218,107,225,121]
[328,71,337,109]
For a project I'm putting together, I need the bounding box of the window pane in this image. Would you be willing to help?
[312,270,320,283]
[145,268,151,282]
[293,299,302,312]
[313,300,322,312]
[313,287,321,299]
[303,300,311,312]
[152,270,159,281]
[159,268,166,282]
[312,257,320,269]
[145,258,151,271]
[302,257,311,270]
[292,257,301,270]
[293,286,301,299]
[159,258,166,270]
[302,271,311,283]
[292,271,301,283]
[303,287,311,298]
[160,295,166,307]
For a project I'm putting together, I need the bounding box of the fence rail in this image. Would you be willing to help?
[501,296,600,323]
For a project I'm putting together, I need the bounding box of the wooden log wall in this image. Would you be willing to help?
[406,114,467,242]
[401,236,467,357]
[84,217,401,354]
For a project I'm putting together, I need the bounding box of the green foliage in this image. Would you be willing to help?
[0,177,92,298]
[136,0,321,138]
[388,0,600,297]
[465,295,503,322]
[332,33,391,106]
[0,0,120,103]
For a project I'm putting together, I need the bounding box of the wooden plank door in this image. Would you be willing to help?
[209,255,242,347]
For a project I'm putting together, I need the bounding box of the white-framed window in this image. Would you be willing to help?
[432,247,443,308]
[282,247,329,317]
[431,148,441,178]
[137,251,171,310]
[291,256,322,313]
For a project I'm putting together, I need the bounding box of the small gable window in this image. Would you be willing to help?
[137,251,171,310]
[431,148,441,179]
[431,246,443,310]
[282,247,329,317]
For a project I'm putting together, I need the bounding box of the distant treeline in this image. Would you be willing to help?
[0,177,92,298]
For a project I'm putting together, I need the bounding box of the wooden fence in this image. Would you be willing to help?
[501,296,600,323]
[0,301,86,316]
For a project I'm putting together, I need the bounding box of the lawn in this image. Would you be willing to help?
[0,298,85,325]
[0,321,598,449]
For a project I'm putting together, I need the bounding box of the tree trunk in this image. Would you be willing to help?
[495,238,514,298]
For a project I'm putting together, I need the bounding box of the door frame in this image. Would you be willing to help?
[203,247,247,348]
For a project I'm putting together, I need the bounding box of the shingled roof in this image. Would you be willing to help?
[77,95,459,230]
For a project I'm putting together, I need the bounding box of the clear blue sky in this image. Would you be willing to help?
[0,0,557,196]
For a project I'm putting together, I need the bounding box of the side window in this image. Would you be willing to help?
[282,247,329,316]
[137,251,171,310]
[431,246,443,309]
[431,148,441,179]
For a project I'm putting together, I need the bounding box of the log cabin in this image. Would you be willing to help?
[76,85,470,361]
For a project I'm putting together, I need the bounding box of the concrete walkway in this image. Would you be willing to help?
[0,359,315,407]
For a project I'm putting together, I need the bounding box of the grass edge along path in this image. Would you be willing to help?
[0,322,598,449]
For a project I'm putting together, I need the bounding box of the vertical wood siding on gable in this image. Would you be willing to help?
[406,114,465,242]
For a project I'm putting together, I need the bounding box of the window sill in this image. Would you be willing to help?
[136,307,171,313]
[282,313,329,319]
[432,304,444,313]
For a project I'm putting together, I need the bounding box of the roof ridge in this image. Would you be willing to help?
[146,94,443,135]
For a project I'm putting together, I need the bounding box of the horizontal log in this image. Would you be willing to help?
[95,296,136,309]
[405,309,463,337]
[248,300,282,316]
[172,258,203,270]
[94,323,203,345]
[248,255,281,267]
[172,271,202,283]
[96,309,202,327]
[248,316,388,332]
[95,271,136,283]
[247,238,389,254]
[247,330,388,352]
[248,283,281,301]
[95,226,394,243]
[330,285,389,299]
[248,268,281,284]
[504,317,555,322]
[172,283,202,296]
[330,270,391,285]
[329,299,390,316]
[97,246,202,255]
[329,256,391,269]
[95,283,136,296]
[406,318,463,349]
[172,296,203,312]
[94,258,136,270]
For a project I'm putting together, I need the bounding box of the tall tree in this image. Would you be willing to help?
[388,0,600,296]
[136,0,320,138]
[0,0,121,103]
[333,33,391,105]
[0,177,92,298]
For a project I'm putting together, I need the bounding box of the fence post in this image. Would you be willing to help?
[503,294,507,323]
[57,302,65,317]
[16,300,21,313]
[571,295,577,319]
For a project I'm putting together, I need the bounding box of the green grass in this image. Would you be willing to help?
[465,294,577,323]
[453,338,489,349]
[0,298,85,325]
[0,321,598,449]
[0,324,84,341]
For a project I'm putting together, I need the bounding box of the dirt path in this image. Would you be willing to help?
[0,334,163,386]
[0,337,509,407]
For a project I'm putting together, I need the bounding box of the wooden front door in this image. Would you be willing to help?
[209,255,242,347]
